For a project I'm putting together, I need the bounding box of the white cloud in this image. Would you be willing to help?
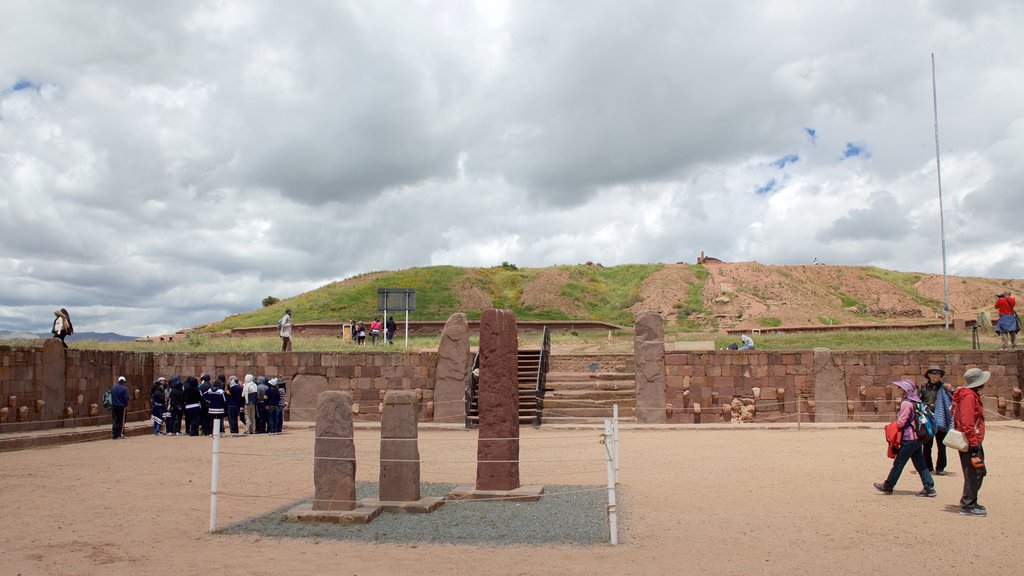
[2,0,1023,335]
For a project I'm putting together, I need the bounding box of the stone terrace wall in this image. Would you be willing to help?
[663,350,1023,424]
[0,346,437,433]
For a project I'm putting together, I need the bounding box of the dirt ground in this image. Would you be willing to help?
[3,424,1022,575]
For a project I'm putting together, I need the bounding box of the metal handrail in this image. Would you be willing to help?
[534,326,550,426]
[465,351,480,429]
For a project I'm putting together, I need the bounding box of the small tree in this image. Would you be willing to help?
[262,296,280,307]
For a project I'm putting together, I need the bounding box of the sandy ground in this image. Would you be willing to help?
[2,424,1022,576]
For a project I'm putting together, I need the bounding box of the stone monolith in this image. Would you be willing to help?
[313,391,356,511]
[434,313,471,424]
[634,311,667,424]
[476,309,520,491]
[379,390,420,502]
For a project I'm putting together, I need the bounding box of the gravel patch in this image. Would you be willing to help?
[220,482,613,546]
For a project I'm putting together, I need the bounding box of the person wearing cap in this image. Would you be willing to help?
[874,379,937,497]
[110,376,130,440]
[265,379,282,434]
[919,365,953,475]
[953,368,989,517]
[993,291,1018,349]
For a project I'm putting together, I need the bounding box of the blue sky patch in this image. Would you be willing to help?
[755,179,777,195]
[842,142,871,159]
[10,79,40,92]
[770,154,799,169]
[804,127,817,143]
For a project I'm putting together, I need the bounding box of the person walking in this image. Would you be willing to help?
[110,376,130,440]
[276,379,287,433]
[242,374,258,434]
[370,317,383,344]
[279,308,293,352]
[386,316,397,344]
[874,379,936,497]
[953,368,989,517]
[994,291,1019,349]
[919,365,953,475]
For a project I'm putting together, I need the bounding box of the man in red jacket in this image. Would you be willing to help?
[952,368,989,517]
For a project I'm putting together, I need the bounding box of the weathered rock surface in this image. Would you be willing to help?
[476,309,520,491]
[380,390,420,502]
[434,313,471,424]
[313,391,356,511]
[634,311,667,424]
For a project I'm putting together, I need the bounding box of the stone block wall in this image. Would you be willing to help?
[0,345,438,433]
[663,350,1023,424]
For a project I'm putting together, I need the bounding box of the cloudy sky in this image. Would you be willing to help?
[2,0,1022,337]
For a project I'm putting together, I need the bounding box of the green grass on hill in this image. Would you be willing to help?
[863,267,945,312]
[204,264,663,332]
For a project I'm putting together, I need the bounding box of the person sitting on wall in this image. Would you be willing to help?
[738,334,755,350]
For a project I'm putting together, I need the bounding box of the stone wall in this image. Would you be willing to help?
[663,349,1023,424]
[1,345,437,433]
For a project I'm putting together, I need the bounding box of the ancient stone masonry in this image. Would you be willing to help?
[313,391,356,511]
[433,313,471,424]
[379,390,420,502]
[634,311,667,424]
[475,309,521,491]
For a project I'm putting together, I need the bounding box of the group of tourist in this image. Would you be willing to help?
[134,373,288,438]
[348,316,398,345]
[275,309,401,351]
[875,364,990,517]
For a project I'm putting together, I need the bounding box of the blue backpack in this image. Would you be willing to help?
[912,401,936,439]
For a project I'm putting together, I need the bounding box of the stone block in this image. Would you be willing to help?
[313,391,356,511]
[476,309,520,491]
[380,390,420,502]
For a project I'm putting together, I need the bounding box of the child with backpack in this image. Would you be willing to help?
[874,379,937,497]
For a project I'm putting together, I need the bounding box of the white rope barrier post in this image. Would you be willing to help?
[604,419,618,546]
[209,418,221,533]
[612,404,620,484]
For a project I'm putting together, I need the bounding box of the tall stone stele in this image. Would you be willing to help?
[379,390,421,502]
[476,308,520,491]
[313,391,356,511]
[634,310,667,424]
[434,313,471,424]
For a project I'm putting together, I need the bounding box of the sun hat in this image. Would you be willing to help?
[925,365,945,377]
[891,378,920,401]
[963,368,990,389]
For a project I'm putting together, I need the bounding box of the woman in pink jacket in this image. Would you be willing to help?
[874,379,936,497]
[952,368,989,517]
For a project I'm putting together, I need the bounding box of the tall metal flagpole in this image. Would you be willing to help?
[932,53,950,330]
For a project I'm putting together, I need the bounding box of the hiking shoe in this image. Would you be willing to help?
[974,503,986,511]
[916,487,937,497]
[959,507,987,517]
[934,470,948,476]
[873,483,892,495]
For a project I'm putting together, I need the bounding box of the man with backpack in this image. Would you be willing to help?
[110,376,130,440]
[874,379,936,497]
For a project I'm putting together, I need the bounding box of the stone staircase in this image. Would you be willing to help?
[541,361,636,423]
[466,348,545,427]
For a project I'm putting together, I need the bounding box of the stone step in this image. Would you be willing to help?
[546,371,635,382]
[542,407,636,418]
[544,397,635,409]
[545,380,636,392]
[548,385,634,399]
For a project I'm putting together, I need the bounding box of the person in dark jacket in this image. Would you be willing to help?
[953,368,989,517]
[110,376,130,440]
[386,316,397,344]
[919,365,953,475]
[183,377,203,436]
[167,376,185,436]
[203,378,227,435]
[265,379,281,434]
[150,379,166,436]
[199,374,213,435]
[226,375,244,435]
[255,376,270,434]
[276,379,287,433]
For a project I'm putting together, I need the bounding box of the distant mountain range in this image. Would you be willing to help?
[0,331,138,342]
